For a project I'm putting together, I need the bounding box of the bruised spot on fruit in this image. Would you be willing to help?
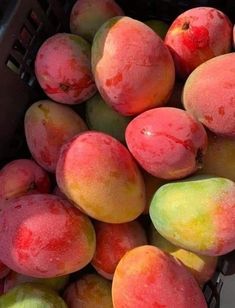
[205,115,213,123]
[44,84,60,95]
[196,148,204,168]
[60,83,70,93]
[105,72,123,87]
[218,106,225,116]
[38,104,50,119]
[182,22,190,30]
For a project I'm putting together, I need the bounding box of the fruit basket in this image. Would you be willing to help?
[0,0,235,307]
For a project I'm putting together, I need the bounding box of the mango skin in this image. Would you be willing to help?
[35,33,96,104]
[197,132,235,181]
[85,93,132,143]
[0,159,50,210]
[63,274,112,308]
[150,175,235,256]
[56,131,145,223]
[4,271,69,293]
[91,221,147,279]
[149,224,218,287]
[0,283,67,308]
[165,7,232,79]
[25,100,87,172]
[183,53,235,137]
[144,20,168,39]
[0,194,96,278]
[70,0,124,42]
[92,16,175,116]
[112,245,207,308]
[125,107,208,180]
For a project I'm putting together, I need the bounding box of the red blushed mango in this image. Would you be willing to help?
[126,107,208,180]
[25,100,87,172]
[165,7,232,79]
[91,221,147,279]
[64,273,113,308]
[0,194,96,278]
[56,131,145,223]
[92,16,175,116]
[35,33,96,104]
[112,245,207,308]
[183,53,235,137]
[70,0,124,42]
[0,159,50,210]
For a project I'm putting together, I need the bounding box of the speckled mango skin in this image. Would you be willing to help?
[183,53,235,137]
[125,107,208,180]
[92,16,175,116]
[70,0,124,42]
[25,100,87,172]
[0,194,96,278]
[91,221,147,279]
[56,131,145,223]
[165,7,232,79]
[35,33,96,104]
[112,245,207,308]
[150,176,235,256]
[149,224,217,286]
[0,283,67,308]
[0,159,50,210]
[64,274,112,308]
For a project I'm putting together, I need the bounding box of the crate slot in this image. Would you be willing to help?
[47,9,60,28]
[6,56,20,74]
[19,26,33,48]
[38,0,50,12]
[28,10,42,30]
[13,40,26,56]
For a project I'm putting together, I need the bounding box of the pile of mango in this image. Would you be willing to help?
[1,0,235,307]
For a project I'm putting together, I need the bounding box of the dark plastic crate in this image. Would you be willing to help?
[0,0,235,307]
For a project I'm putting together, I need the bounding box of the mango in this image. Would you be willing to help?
[125,107,207,180]
[112,245,207,308]
[91,220,147,279]
[0,194,95,277]
[183,53,235,137]
[35,33,96,104]
[24,100,87,172]
[0,283,67,308]
[144,20,168,39]
[85,93,132,143]
[0,159,50,210]
[150,175,235,256]
[92,16,175,115]
[197,132,235,181]
[149,224,218,286]
[4,271,69,293]
[64,273,112,308]
[165,7,232,79]
[70,0,124,42]
[56,131,145,223]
